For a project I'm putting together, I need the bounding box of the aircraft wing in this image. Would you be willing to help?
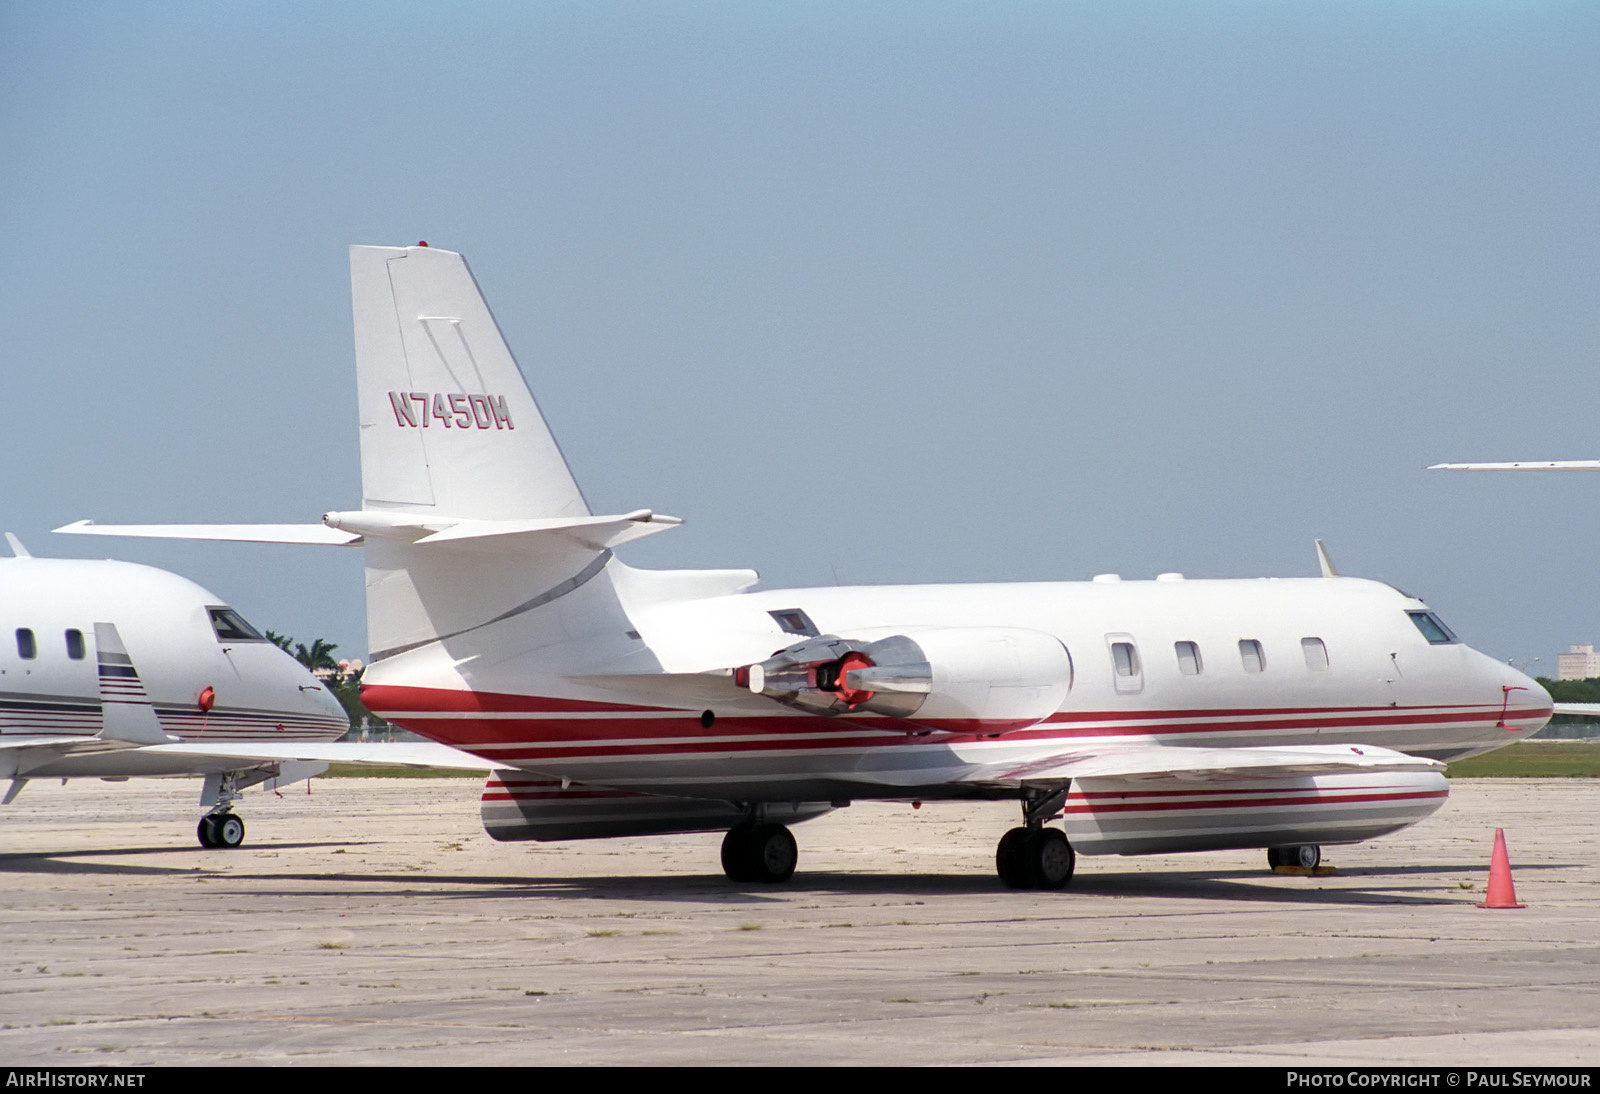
[0,736,145,754]
[978,743,1443,787]
[140,740,508,770]
[1428,461,1600,472]
[1551,703,1600,717]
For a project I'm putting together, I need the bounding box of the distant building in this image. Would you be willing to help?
[1557,644,1600,681]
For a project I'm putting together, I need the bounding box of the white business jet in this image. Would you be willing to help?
[58,244,1552,888]
[0,534,350,847]
[1,535,498,847]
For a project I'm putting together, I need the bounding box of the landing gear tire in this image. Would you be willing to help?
[996,826,1076,890]
[1030,828,1075,889]
[214,813,245,848]
[721,822,798,883]
[1267,844,1320,870]
[996,827,1033,888]
[198,813,245,849]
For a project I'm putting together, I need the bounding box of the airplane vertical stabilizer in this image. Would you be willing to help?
[61,246,686,664]
[350,245,643,663]
[350,244,590,521]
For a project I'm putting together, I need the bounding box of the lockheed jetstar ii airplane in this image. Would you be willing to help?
[0,534,350,846]
[58,244,1553,887]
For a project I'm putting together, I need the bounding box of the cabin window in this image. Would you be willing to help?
[1301,637,1328,670]
[208,607,266,642]
[65,629,85,660]
[16,628,36,660]
[1112,642,1139,677]
[1106,636,1143,694]
[1175,641,1202,676]
[768,609,819,637]
[1238,639,1265,673]
[1407,611,1457,645]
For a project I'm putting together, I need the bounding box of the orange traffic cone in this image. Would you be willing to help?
[1477,828,1526,909]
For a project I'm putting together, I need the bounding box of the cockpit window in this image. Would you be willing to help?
[208,607,266,642]
[769,609,819,637]
[1407,611,1457,645]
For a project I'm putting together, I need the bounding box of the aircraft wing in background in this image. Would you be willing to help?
[1429,461,1600,472]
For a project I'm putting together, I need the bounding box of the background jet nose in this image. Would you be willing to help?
[1495,662,1551,732]
[309,678,349,723]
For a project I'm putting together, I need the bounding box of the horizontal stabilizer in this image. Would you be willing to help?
[55,521,361,546]
[55,512,683,554]
[988,743,1442,786]
[320,508,682,550]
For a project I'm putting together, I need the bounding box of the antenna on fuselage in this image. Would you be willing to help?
[4,532,30,558]
[1314,539,1339,578]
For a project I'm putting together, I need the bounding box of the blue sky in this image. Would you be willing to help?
[3,2,1597,670]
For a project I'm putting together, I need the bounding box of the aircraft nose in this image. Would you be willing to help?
[1495,661,1551,733]
[309,676,350,724]
[266,647,351,731]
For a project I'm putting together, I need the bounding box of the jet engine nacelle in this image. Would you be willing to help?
[736,626,1072,734]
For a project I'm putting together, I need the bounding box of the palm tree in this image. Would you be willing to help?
[292,638,340,675]
[265,633,387,736]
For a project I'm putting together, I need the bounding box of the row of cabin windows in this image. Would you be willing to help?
[1110,636,1329,680]
[12,609,267,661]
[15,628,86,661]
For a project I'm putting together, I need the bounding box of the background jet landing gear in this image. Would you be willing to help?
[720,821,798,883]
[196,770,246,848]
[997,786,1076,890]
[1267,844,1321,870]
[197,812,245,848]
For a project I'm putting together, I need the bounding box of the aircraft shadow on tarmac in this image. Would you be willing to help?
[0,845,1558,907]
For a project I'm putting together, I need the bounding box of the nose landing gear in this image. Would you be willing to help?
[197,812,245,848]
[196,770,246,848]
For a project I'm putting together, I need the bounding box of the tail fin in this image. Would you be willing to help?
[351,244,589,520]
[349,245,687,662]
[58,245,698,666]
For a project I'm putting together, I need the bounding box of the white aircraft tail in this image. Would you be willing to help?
[58,244,713,663]
[350,245,590,520]
[345,245,690,661]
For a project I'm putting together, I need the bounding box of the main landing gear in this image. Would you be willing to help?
[996,827,1075,889]
[997,787,1076,890]
[1267,844,1322,871]
[197,812,245,848]
[720,821,798,883]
